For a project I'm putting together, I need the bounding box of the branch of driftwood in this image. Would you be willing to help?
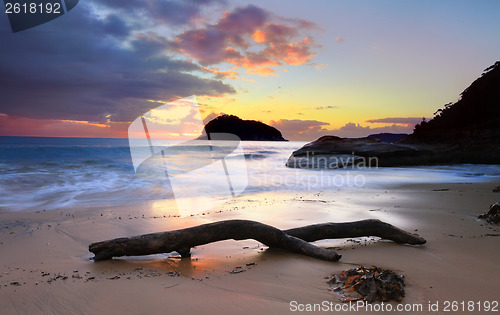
[89,219,425,262]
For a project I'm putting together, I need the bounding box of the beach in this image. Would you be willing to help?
[2,0,500,313]
[1,180,499,314]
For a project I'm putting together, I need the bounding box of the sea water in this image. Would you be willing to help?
[0,136,498,211]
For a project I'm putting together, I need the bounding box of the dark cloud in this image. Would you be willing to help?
[130,33,176,60]
[0,1,234,123]
[102,14,130,38]
[151,1,201,25]
[97,0,224,26]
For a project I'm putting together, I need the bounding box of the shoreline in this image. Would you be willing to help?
[1,180,499,314]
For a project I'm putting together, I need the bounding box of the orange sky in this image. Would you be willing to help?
[1,1,500,140]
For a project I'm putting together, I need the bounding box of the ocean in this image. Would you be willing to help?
[0,136,499,212]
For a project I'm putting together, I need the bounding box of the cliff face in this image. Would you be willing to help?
[203,114,287,141]
[404,61,500,145]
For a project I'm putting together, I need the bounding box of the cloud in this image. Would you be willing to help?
[365,117,425,126]
[202,111,226,124]
[270,119,330,141]
[334,122,372,137]
[201,67,238,79]
[174,28,235,65]
[288,18,320,31]
[255,23,298,44]
[268,120,415,141]
[97,0,224,27]
[217,4,268,35]
[0,114,128,138]
[0,1,235,124]
[314,105,337,110]
[0,1,319,137]
[171,5,318,75]
[314,63,327,71]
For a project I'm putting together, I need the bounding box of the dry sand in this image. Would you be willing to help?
[1,181,499,314]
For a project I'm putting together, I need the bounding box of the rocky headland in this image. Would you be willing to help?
[286,61,500,169]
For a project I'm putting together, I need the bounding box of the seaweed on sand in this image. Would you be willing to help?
[328,266,405,303]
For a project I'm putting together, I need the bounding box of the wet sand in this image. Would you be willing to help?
[1,181,499,314]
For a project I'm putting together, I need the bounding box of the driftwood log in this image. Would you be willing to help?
[89,219,425,261]
[89,219,425,262]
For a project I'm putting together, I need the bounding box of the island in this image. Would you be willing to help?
[201,114,287,141]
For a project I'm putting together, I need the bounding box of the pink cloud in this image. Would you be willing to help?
[257,23,298,44]
[270,119,330,140]
[265,37,316,66]
[175,28,228,65]
[201,67,238,79]
[217,5,268,34]
[172,5,318,76]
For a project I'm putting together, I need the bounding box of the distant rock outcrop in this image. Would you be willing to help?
[367,133,408,143]
[202,114,287,141]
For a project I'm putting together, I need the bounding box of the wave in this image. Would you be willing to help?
[1,137,499,212]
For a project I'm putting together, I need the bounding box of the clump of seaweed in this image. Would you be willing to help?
[328,266,405,303]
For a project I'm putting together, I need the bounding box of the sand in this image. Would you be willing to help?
[1,181,499,314]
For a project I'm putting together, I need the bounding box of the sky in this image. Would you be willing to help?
[1,0,499,140]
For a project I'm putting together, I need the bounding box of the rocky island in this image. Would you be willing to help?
[202,114,287,141]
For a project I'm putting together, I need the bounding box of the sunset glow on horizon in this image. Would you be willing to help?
[1,1,500,140]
